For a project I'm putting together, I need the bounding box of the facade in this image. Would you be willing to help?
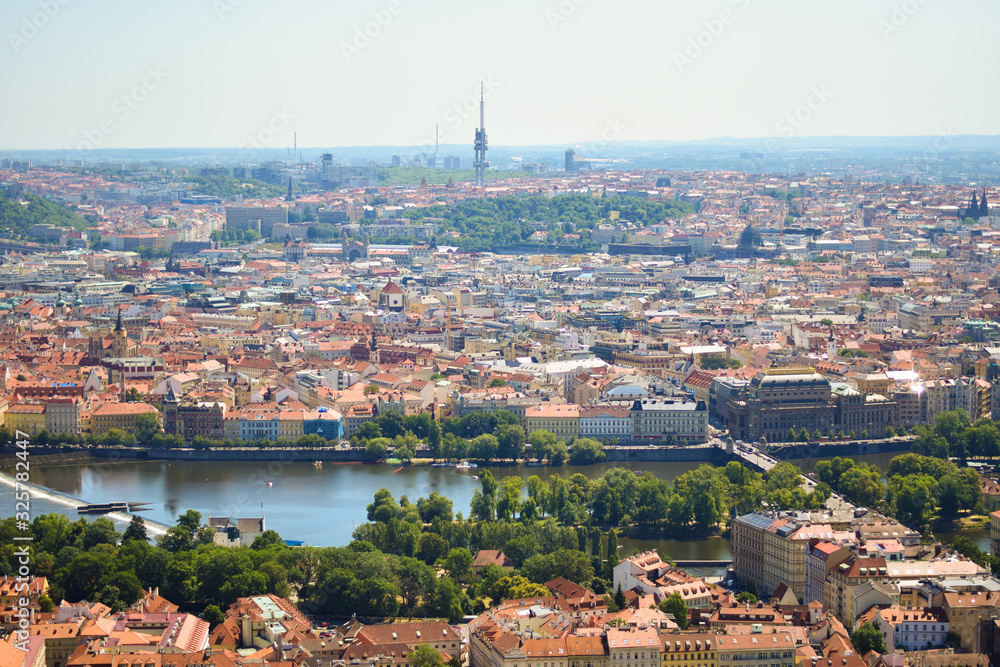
[867,606,949,653]
[992,510,1000,558]
[606,626,659,667]
[716,632,795,667]
[225,206,288,238]
[6,404,46,436]
[524,404,580,441]
[44,397,81,436]
[660,633,716,667]
[731,513,811,603]
[630,399,708,445]
[727,368,836,442]
[579,405,632,444]
[90,402,161,436]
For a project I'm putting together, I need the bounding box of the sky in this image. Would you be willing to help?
[2,0,999,151]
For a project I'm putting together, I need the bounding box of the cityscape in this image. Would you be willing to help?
[3,3,1000,667]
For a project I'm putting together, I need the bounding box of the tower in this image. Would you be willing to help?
[286,177,294,202]
[970,191,979,219]
[827,329,836,358]
[565,148,576,172]
[982,189,990,218]
[369,327,381,365]
[163,384,180,435]
[473,82,489,187]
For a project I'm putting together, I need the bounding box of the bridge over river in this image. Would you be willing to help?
[721,441,858,512]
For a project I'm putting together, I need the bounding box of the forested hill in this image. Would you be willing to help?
[0,191,89,237]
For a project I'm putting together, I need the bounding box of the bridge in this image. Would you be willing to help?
[722,441,857,512]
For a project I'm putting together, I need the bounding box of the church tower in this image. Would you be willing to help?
[827,328,836,358]
[111,307,129,358]
[369,327,381,365]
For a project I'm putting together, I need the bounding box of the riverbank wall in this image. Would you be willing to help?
[0,438,913,467]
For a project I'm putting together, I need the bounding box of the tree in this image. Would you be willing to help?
[570,438,606,465]
[365,439,389,462]
[363,384,381,395]
[408,644,445,667]
[122,515,148,543]
[496,424,526,461]
[135,412,161,444]
[614,583,627,610]
[850,622,887,655]
[125,388,144,402]
[488,378,508,388]
[442,548,473,581]
[201,604,225,628]
[884,426,895,439]
[659,592,689,630]
[417,491,453,523]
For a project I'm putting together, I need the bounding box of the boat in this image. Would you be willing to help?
[471,475,479,480]
[265,481,273,487]
[314,461,322,468]
[455,460,472,469]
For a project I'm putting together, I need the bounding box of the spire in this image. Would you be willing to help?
[114,306,124,333]
[165,383,179,404]
[286,176,294,202]
[982,189,989,217]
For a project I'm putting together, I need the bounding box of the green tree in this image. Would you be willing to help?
[488,378,508,388]
[122,515,148,543]
[850,622,887,655]
[659,592,689,630]
[569,438,606,465]
[365,439,389,462]
[442,548,474,581]
[408,644,446,667]
[201,604,225,628]
[134,412,161,444]
[614,583,627,610]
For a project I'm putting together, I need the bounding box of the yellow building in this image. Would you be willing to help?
[6,404,46,437]
[661,632,718,667]
[525,404,580,441]
[91,402,161,436]
[278,410,305,439]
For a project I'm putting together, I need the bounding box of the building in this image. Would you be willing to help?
[606,626,658,667]
[163,387,227,441]
[208,516,265,547]
[731,513,810,602]
[630,399,708,445]
[44,397,81,436]
[991,510,1000,558]
[225,206,288,238]
[579,405,632,444]
[6,404,46,437]
[864,605,949,653]
[727,368,837,442]
[90,402,160,436]
[715,632,795,667]
[524,404,580,442]
[660,632,717,667]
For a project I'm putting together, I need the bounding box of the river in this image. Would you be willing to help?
[1,453,989,565]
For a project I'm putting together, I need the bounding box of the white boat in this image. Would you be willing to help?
[455,460,473,470]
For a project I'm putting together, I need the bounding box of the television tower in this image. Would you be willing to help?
[473,82,489,187]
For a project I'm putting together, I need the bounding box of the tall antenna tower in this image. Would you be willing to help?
[473,82,489,187]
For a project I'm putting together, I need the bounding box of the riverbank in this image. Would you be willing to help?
[0,438,913,467]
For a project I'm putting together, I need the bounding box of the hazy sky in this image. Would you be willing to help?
[2,0,999,151]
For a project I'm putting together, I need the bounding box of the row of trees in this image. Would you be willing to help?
[815,453,982,529]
